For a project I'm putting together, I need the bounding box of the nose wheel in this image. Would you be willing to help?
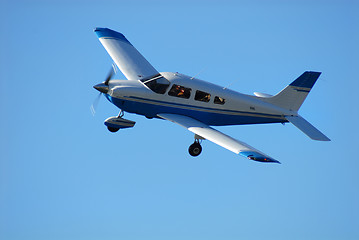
[188,139,202,157]
[107,126,120,132]
[107,111,124,133]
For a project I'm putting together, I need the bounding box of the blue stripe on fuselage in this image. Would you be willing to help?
[105,95,286,126]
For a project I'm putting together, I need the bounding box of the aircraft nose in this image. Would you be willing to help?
[93,83,109,94]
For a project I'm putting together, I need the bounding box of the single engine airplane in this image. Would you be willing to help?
[93,28,330,163]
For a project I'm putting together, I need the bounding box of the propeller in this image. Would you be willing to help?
[104,65,116,85]
[90,92,102,116]
[91,64,117,116]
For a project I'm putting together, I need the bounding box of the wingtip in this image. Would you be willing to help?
[272,159,281,164]
[321,137,331,141]
[249,157,281,164]
[93,27,131,45]
[94,27,110,33]
[240,151,280,164]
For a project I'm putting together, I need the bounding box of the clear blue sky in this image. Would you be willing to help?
[1,0,359,239]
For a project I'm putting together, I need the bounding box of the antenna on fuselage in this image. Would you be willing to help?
[190,67,206,80]
[223,79,240,90]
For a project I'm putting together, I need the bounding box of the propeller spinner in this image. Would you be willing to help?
[91,65,117,115]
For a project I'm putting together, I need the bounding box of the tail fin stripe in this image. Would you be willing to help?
[289,71,321,89]
[294,89,310,93]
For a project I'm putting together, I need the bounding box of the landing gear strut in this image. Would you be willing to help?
[117,110,124,118]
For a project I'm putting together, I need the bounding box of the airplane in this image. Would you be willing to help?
[92,27,330,164]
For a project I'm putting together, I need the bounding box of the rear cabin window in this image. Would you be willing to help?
[168,84,191,99]
[214,96,226,105]
[195,90,211,102]
[141,74,170,94]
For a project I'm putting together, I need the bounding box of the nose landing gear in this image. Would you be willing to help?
[104,110,136,133]
[107,126,120,132]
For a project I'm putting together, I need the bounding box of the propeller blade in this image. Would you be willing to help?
[90,93,102,116]
[104,67,115,85]
[112,63,118,74]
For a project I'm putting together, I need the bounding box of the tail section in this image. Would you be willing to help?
[266,71,321,112]
[261,71,330,141]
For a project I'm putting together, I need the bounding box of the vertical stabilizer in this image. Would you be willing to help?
[266,71,321,112]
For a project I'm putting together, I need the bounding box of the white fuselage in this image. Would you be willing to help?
[105,72,289,126]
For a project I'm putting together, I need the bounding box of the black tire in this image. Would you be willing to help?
[188,142,202,157]
[107,126,120,133]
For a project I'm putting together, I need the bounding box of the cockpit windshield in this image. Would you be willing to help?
[141,74,170,94]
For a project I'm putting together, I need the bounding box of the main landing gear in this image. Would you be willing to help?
[189,140,202,156]
[188,135,205,157]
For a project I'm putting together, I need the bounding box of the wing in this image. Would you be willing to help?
[158,113,280,163]
[94,28,159,80]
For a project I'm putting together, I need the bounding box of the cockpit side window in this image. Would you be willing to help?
[141,74,170,94]
[168,84,191,99]
[214,96,226,105]
[195,90,211,102]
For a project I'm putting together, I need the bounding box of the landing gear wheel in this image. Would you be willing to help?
[189,142,202,157]
[107,126,120,133]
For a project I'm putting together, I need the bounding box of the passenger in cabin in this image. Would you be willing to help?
[168,84,191,99]
[214,96,226,105]
[202,94,210,101]
[195,90,211,102]
[176,85,185,97]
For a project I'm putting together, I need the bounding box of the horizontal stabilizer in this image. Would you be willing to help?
[285,115,330,141]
